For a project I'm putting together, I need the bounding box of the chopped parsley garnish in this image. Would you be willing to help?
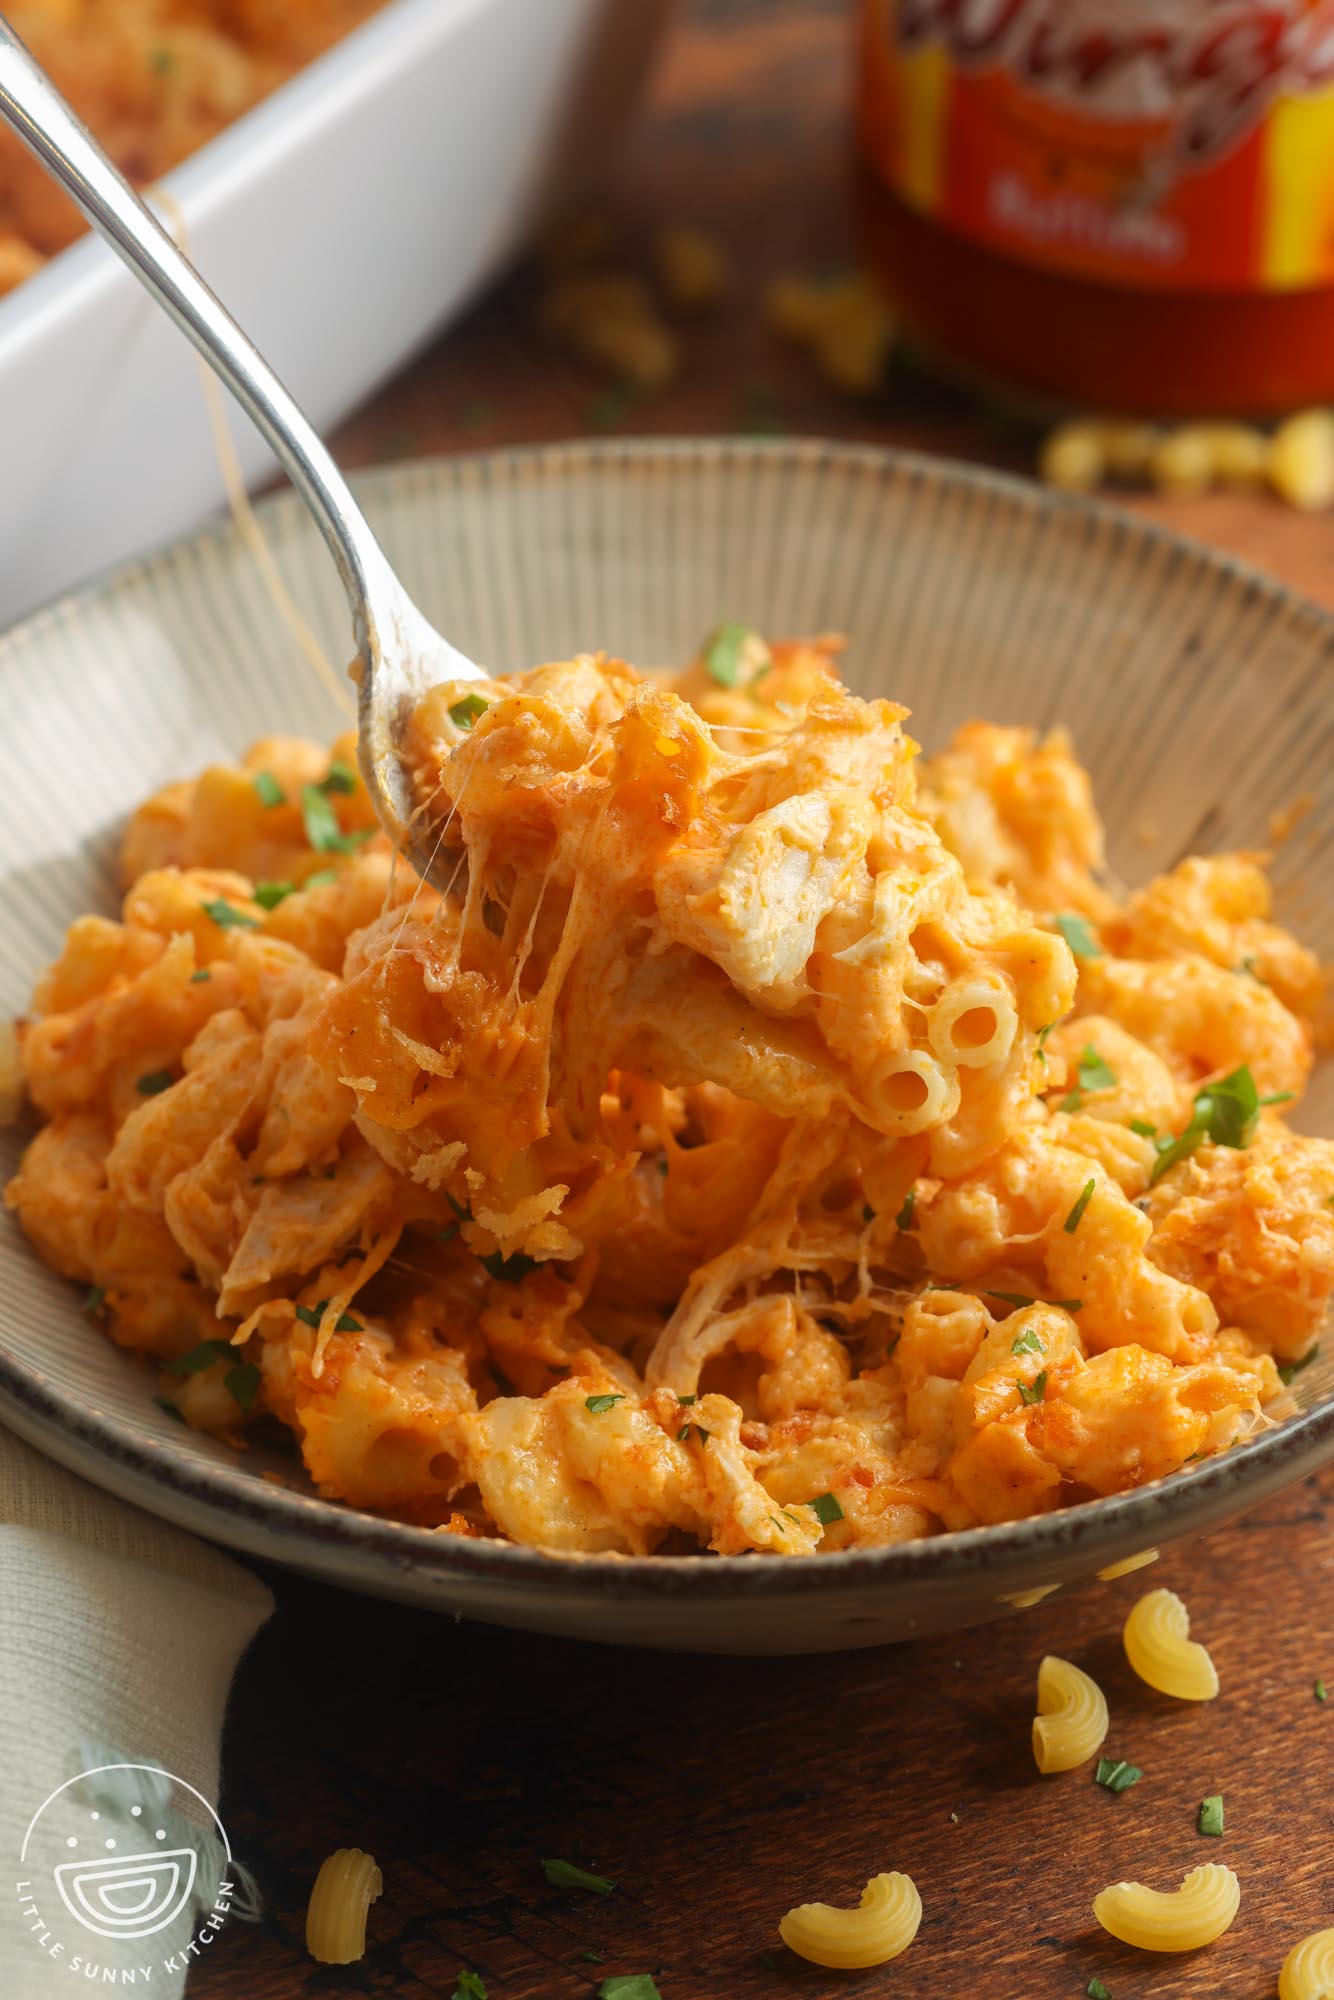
[584,1394,625,1415]
[1087,1981,1113,1999]
[252,770,284,808]
[1235,954,1261,980]
[1261,1091,1295,1107]
[1063,1178,1096,1234]
[677,1423,712,1445]
[189,968,212,983]
[300,784,373,854]
[1095,1757,1143,1794]
[293,1300,363,1333]
[702,620,756,687]
[1150,1064,1265,1183]
[1035,1020,1057,1064]
[861,1203,875,1224]
[1011,1327,1044,1357]
[149,46,174,76]
[1316,1678,1328,1702]
[165,1339,235,1377]
[224,1362,260,1413]
[1076,1045,1117,1093]
[451,1974,487,2000]
[1129,1118,1157,1138]
[1278,1345,1320,1386]
[895,1187,916,1231]
[479,1249,538,1283]
[304,867,339,889]
[253,880,295,910]
[82,1285,107,1317]
[201,896,256,930]
[1197,1794,1224,1838]
[153,1395,186,1423]
[136,1068,174,1095]
[438,1222,459,1242]
[541,1858,615,1895]
[807,1491,844,1525]
[1053,912,1103,958]
[597,1980,661,2000]
[676,1394,697,1406]
[319,758,358,795]
[1017,1371,1048,1406]
[449,693,490,731]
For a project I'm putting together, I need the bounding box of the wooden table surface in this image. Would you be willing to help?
[198,3,1334,1995]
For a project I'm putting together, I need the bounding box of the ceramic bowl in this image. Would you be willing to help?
[2,438,1331,1653]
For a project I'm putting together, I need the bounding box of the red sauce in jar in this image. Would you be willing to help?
[857,0,1334,417]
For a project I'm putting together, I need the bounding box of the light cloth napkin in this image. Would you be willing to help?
[0,1427,272,1997]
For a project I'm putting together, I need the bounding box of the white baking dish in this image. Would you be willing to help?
[0,0,673,625]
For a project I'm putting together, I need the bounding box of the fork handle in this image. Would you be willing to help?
[0,17,395,637]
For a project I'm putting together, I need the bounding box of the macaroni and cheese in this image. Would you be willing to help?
[7,633,1331,1556]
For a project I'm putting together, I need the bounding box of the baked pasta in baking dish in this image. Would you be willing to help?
[8,632,1331,1554]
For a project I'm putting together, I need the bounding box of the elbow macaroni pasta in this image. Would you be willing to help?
[7,631,1333,1557]
[779,1871,922,1969]
[1031,1654,1109,1773]
[1124,1588,1220,1702]
[1092,1863,1240,1953]
[305,1847,382,1965]
[1279,1927,1334,2000]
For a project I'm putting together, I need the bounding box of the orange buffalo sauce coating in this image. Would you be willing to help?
[6,640,1332,1555]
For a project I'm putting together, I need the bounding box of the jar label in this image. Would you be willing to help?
[860,0,1334,290]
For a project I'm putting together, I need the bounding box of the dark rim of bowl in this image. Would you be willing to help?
[3,435,1333,1599]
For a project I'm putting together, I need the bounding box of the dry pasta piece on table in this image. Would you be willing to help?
[1031,1654,1109,1773]
[305,1847,382,1965]
[779,1871,922,1969]
[1093,1863,1240,1952]
[1279,1926,1334,1999]
[1123,1587,1219,1700]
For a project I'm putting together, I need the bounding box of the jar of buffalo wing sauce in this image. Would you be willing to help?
[857,0,1334,416]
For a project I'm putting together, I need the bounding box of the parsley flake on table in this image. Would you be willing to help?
[1063,1178,1096,1233]
[576,1948,605,1963]
[1316,1678,1328,1702]
[251,769,284,807]
[1094,1757,1143,1794]
[200,896,256,930]
[1087,1981,1112,1999]
[1017,1370,1048,1406]
[1197,1794,1224,1837]
[702,620,756,687]
[597,1979,662,2000]
[451,1974,487,2000]
[585,1394,625,1415]
[449,693,490,731]
[542,1858,616,1895]
[1053,912,1103,958]
[807,1491,844,1525]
